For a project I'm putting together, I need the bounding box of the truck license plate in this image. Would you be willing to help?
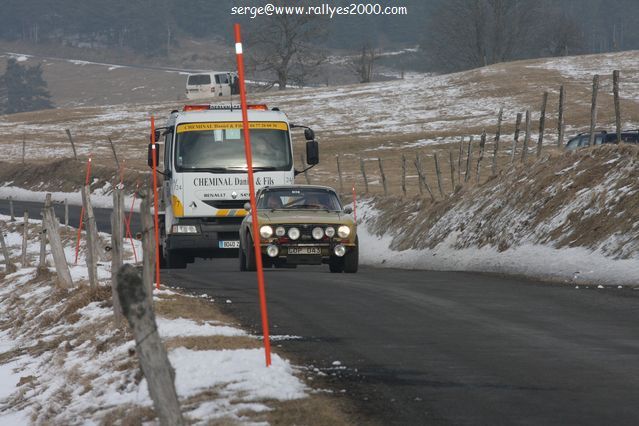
[219,240,240,249]
[288,247,321,255]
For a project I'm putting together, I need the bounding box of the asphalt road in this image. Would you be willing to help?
[2,199,639,425]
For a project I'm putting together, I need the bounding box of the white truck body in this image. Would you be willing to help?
[152,104,317,268]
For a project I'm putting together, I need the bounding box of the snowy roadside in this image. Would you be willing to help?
[0,216,347,424]
[354,146,639,287]
[358,216,639,286]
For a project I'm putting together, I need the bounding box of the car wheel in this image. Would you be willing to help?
[329,256,344,273]
[343,238,358,274]
[239,238,247,271]
[246,233,257,272]
[166,249,187,269]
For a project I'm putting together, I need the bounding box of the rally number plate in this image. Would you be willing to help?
[219,240,240,249]
[288,247,321,255]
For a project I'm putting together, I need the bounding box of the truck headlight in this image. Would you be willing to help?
[312,227,324,240]
[288,227,300,240]
[172,225,198,234]
[260,225,273,239]
[275,226,286,237]
[337,225,350,238]
[325,226,335,237]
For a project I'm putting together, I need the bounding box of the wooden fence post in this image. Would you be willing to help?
[38,225,47,273]
[111,188,125,325]
[401,154,407,196]
[434,153,444,197]
[457,137,463,184]
[336,155,344,193]
[0,224,16,273]
[449,150,456,193]
[116,264,184,426]
[141,189,156,303]
[476,130,486,184]
[108,137,120,171]
[42,196,73,289]
[414,153,424,195]
[613,70,621,143]
[64,198,69,229]
[537,91,548,158]
[492,107,503,175]
[377,157,388,195]
[65,129,78,161]
[521,110,531,163]
[588,75,599,147]
[557,85,565,147]
[359,158,369,194]
[512,112,522,162]
[9,197,15,222]
[82,184,104,262]
[21,211,29,267]
[414,154,435,202]
[22,135,26,165]
[81,185,98,291]
[300,154,311,184]
[464,136,474,183]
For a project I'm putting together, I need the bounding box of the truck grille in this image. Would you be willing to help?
[203,200,248,209]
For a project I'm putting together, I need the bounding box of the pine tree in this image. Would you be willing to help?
[0,58,54,114]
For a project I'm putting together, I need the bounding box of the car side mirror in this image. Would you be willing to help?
[147,143,159,167]
[343,206,353,214]
[306,140,319,165]
[243,202,251,212]
[304,128,315,141]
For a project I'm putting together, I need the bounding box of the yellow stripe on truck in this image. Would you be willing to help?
[171,195,184,217]
[177,121,289,133]
[214,209,248,217]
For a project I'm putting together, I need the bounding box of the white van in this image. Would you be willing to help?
[185,72,240,100]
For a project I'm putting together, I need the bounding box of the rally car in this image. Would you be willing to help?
[238,185,358,273]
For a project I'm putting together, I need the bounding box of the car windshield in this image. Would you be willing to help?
[175,122,292,172]
[258,188,342,211]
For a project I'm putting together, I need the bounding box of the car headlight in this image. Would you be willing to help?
[275,226,286,237]
[260,225,273,239]
[312,227,324,240]
[337,225,351,238]
[325,226,335,237]
[288,227,300,240]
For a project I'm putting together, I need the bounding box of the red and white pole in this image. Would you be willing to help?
[74,155,92,264]
[150,117,162,290]
[234,23,272,367]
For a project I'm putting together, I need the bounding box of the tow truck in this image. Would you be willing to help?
[148,103,319,268]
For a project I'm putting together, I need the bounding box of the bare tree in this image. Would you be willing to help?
[423,0,543,72]
[350,43,378,83]
[247,13,327,89]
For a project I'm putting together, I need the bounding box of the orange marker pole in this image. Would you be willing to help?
[74,155,92,264]
[352,185,357,222]
[150,117,162,289]
[235,23,272,367]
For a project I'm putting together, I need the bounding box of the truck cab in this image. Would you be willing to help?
[149,103,319,268]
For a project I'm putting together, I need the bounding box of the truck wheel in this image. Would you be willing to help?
[329,257,344,273]
[246,233,257,272]
[343,239,359,273]
[166,249,187,269]
[239,238,247,271]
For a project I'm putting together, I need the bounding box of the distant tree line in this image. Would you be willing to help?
[0,0,637,71]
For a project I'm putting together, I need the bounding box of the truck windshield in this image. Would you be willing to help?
[175,123,292,172]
